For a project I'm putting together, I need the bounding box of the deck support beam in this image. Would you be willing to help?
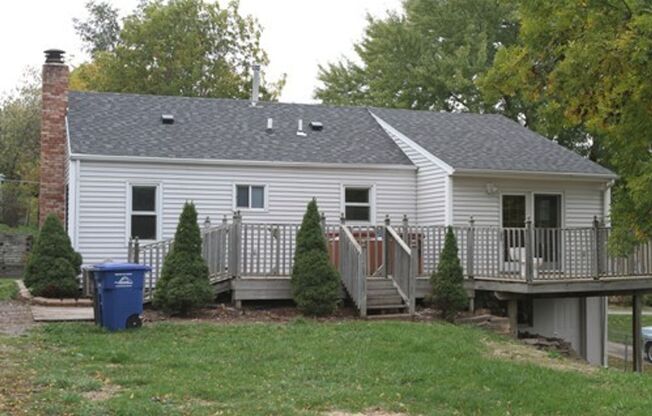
[507,299,518,338]
[633,292,643,373]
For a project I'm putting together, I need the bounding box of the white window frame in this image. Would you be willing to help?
[126,182,162,243]
[341,184,376,224]
[233,184,268,212]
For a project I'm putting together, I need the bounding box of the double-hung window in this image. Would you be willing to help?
[130,185,158,240]
[344,186,372,222]
[235,185,266,210]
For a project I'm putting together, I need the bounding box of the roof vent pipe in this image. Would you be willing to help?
[266,118,273,132]
[297,119,306,137]
[251,63,261,107]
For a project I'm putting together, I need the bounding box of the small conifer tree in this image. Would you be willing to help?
[153,202,212,315]
[291,198,340,316]
[431,226,468,321]
[24,214,82,298]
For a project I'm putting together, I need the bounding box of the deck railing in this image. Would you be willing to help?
[128,213,652,300]
[339,224,367,316]
[385,223,416,314]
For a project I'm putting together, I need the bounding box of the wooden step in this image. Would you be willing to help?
[366,288,399,296]
[366,280,395,288]
[367,304,408,310]
[367,313,413,320]
[367,298,404,307]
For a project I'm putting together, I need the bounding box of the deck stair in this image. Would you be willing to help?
[365,278,410,315]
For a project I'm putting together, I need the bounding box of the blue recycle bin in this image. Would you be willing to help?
[91,263,151,331]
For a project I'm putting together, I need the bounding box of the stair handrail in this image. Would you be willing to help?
[385,224,416,315]
[339,224,367,317]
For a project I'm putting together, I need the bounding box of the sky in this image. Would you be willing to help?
[0,0,402,103]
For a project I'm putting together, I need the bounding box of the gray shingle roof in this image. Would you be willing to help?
[67,91,615,177]
[67,92,412,165]
[371,107,615,176]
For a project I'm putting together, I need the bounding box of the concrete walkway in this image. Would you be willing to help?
[608,341,646,362]
[31,305,94,322]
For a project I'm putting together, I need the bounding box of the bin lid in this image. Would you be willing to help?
[91,262,151,272]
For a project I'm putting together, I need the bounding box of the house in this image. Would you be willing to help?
[39,49,652,368]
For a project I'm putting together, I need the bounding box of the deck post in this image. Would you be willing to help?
[409,241,417,316]
[467,216,475,279]
[507,299,518,338]
[384,215,390,279]
[402,214,409,243]
[230,211,242,279]
[133,237,140,264]
[360,241,368,318]
[592,216,601,280]
[524,217,533,283]
[127,238,133,263]
[633,292,643,373]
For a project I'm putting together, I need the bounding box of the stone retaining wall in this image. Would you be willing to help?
[0,233,33,277]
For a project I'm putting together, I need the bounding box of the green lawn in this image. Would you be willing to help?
[0,279,18,300]
[3,321,652,415]
[0,223,37,235]
[609,314,652,344]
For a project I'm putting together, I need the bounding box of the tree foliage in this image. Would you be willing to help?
[73,1,121,54]
[0,70,41,227]
[291,199,340,316]
[315,0,518,112]
[24,214,82,298]
[153,202,212,315]
[71,0,284,99]
[430,227,467,321]
[479,1,652,252]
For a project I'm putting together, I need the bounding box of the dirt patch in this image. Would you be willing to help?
[82,383,121,401]
[325,410,407,416]
[485,338,596,374]
[0,299,34,336]
[143,302,359,324]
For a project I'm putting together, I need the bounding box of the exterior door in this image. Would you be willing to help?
[534,194,562,270]
[502,195,526,271]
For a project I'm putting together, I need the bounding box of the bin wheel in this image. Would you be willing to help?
[126,314,142,329]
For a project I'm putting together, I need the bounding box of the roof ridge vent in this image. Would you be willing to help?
[296,119,306,137]
[161,114,174,125]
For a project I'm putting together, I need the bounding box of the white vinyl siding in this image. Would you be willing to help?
[452,176,606,227]
[75,161,417,265]
[380,126,448,225]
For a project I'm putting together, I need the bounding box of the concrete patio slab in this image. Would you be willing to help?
[31,305,94,322]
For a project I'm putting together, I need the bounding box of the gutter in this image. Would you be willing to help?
[68,153,418,171]
[452,168,618,182]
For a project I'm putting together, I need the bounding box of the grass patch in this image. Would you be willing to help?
[0,279,18,300]
[609,314,652,344]
[3,321,652,415]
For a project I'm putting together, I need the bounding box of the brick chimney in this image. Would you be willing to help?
[39,49,69,226]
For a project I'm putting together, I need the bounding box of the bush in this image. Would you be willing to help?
[153,202,212,315]
[291,198,340,316]
[24,214,82,298]
[430,226,468,321]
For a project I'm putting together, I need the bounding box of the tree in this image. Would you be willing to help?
[73,0,121,54]
[153,202,212,314]
[24,214,82,298]
[291,199,340,316]
[479,1,652,252]
[70,0,284,100]
[430,227,467,321]
[0,70,41,227]
[315,0,519,112]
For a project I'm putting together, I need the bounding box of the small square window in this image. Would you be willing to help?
[344,186,371,222]
[131,215,157,240]
[235,185,266,209]
[132,186,156,211]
